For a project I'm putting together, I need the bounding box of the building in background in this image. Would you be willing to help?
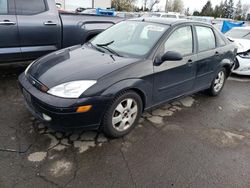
[56,0,111,11]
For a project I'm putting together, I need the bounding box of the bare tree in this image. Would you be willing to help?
[112,0,137,11]
[165,0,173,12]
[172,0,184,12]
[165,0,183,12]
[149,0,160,11]
[242,3,250,19]
[143,0,148,11]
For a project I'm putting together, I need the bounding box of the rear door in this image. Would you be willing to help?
[193,25,220,90]
[0,0,21,63]
[153,25,197,104]
[15,0,61,60]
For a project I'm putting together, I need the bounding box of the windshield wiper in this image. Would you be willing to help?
[86,42,105,53]
[96,41,123,57]
[96,40,114,47]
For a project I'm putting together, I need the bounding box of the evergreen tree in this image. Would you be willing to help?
[213,5,220,18]
[193,11,200,16]
[235,0,243,20]
[219,1,225,17]
[200,1,213,16]
[223,0,231,18]
[228,0,234,19]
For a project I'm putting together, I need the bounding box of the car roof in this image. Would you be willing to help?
[130,17,211,27]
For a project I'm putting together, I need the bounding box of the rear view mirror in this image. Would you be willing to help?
[155,51,183,66]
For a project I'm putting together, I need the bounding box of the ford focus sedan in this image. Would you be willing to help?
[19,18,237,137]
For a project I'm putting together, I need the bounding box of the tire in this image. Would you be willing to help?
[102,91,143,138]
[206,68,227,96]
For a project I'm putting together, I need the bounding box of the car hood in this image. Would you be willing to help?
[28,45,139,88]
[229,37,250,53]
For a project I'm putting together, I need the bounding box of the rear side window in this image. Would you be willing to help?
[214,30,226,46]
[0,0,8,14]
[16,0,47,15]
[196,26,216,52]
[164,26,193,56]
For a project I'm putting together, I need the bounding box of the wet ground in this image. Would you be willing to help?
[0,65,250,188]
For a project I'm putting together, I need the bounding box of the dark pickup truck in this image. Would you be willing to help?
[0,0,122,63]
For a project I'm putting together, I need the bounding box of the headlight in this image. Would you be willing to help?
[25,61,35,75]
[47,80,96,98]
[239,51,250,58]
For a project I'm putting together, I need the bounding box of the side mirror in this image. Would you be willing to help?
[162,51,183,62]
[155,51,183,66]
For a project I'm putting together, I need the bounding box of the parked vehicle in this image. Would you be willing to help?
[188,16,214,24]
[116,12,139,19]
[19,18,237,137]
[225,27,250,75]
[142,12,185,19]
[0,0,122,63]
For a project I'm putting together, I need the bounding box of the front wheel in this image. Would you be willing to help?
[206,68,227,96]
[102,91,143,138]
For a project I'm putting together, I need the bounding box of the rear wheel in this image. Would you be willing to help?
[102,91,142,138]
[206,68,226,96]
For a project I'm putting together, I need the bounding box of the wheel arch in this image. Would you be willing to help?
[222,64,231,77]
[101,79,152,111]
[218,58,234,78]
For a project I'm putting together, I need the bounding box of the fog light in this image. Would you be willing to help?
[76,105,92,113]
[42,113,52,121]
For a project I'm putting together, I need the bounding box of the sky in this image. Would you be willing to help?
[137,0,250,12]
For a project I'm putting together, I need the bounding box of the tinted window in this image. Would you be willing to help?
[0,0,8,14]
[196,26,216,51]
[164,26,193,56]
[16,0,46,15]
[215,30,226,46]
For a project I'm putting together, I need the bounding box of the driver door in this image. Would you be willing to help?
[153,25,197,104]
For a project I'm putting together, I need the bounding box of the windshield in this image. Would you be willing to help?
[90,21,168,57]
[225,28,250,39]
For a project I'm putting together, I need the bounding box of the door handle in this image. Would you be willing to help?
[187,59,193,66]
[44,21,57,26]
[0,20,16,25]
[215,51,220,56]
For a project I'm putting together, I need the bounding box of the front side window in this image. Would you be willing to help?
[164,26,193,56]
[196,26,216,52]
[0,0,8,14]
[91,21,168,57]
[16,0,46,15]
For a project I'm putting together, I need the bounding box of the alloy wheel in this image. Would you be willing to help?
[112,98,138,132]
[213,71,225,92]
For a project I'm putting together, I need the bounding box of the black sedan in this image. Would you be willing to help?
[19,18,237,137]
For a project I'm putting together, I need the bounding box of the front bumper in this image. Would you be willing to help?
[233,56,250,76]
[18,73,112,131]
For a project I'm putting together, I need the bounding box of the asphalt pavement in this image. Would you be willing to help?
[0,65,250,188]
